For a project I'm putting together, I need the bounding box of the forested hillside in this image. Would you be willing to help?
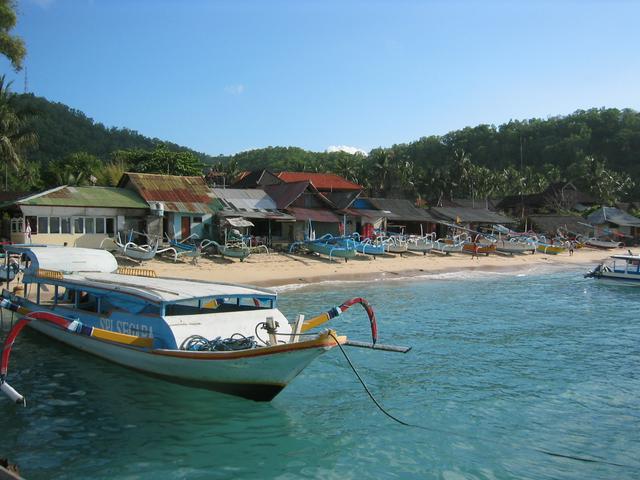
[5,91,640,206]
[14,93,214,166]
[213,108,640,204]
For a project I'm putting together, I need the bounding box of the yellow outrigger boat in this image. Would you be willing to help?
[536,243,566,255]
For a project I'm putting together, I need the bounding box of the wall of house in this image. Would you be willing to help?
[10,206,146,248]
[170,213,213,240]
[11,232,116,248]
[292,220,339,241]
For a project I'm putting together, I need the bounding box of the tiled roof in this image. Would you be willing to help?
[276,172,362,191]
[18,186,148,209]
[119,173,218,213]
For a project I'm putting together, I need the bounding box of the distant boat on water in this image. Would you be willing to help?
[585,253,640,286]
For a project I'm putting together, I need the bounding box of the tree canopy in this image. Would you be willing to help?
[0,0,25,70]
[217,108,640,205]
[2,88,639,209]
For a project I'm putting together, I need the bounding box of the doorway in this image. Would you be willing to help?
[181,216,191,239]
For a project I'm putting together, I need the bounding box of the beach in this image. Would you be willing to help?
[141,247,619,288]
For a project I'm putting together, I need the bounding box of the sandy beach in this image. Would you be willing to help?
[137,247,621,288]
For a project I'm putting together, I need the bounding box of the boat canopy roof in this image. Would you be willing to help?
[6,246,118,274]
[60,272,277,304]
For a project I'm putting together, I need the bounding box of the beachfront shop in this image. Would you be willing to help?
[211,188,295,246]
[118,172,219,241]
[7,186,149,248]
[586,207,640,245]
[346,198,439,237]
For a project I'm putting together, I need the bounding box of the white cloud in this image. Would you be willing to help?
[326,145,368,156]
[224,84,245,95]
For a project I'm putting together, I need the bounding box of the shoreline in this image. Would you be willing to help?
[138,247,618,289]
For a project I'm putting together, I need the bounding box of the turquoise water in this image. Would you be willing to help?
[1,265,639,479]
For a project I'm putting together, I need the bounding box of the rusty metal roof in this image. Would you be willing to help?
[276,172,363,191]
[119,173,218,213]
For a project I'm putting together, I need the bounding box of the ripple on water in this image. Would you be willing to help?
[1,269,639,479]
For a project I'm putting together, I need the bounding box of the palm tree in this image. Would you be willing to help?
[0,75,36,189]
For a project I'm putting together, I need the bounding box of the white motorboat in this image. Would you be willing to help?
[585,253,640,286]
[0,246,398,405]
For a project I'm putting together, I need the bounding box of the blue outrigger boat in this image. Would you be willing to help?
[346,233,386,256]
[0,246,398,405]
[290,234,357,262]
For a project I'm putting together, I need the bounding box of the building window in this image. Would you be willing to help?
[85,217,95,234]
[11,218,23,233]
[193,216,203,224]
[50,217,60,234]
[106,218,115,235]
[74,217,84,234]
[61,218,71,234]
[38,217,49,234]
[95,217,105,234]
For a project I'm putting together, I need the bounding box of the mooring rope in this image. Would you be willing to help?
[327,332,640,472]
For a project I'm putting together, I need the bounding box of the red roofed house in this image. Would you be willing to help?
[231,170,363,243]
[264,181,362,243]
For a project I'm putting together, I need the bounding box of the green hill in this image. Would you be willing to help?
[14,93,215,166]
[10,93,640,203]
[222,108,640,202]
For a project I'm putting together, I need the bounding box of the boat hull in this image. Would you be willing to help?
[432,243,463,253]
[384,244,408,254]
[27,320,340,401]
[219,247,250,260]
[407,243,432,253]
[307,242,357,259]
[585,240,623,249]
[536,244,566,255]
[589,271,640,286]
[462,243,496,255]
[494,241,535,254]
[352,242,386,255]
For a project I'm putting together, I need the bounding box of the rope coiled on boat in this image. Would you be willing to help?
[179,334,257,351]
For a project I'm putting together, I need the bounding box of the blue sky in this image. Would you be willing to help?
[3,0,639,156]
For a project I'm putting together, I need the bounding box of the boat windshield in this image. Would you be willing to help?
[164,296,275,316]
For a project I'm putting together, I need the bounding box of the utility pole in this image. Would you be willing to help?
[23,66,28,93]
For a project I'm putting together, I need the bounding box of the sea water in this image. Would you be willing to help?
[1,264,639,479]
